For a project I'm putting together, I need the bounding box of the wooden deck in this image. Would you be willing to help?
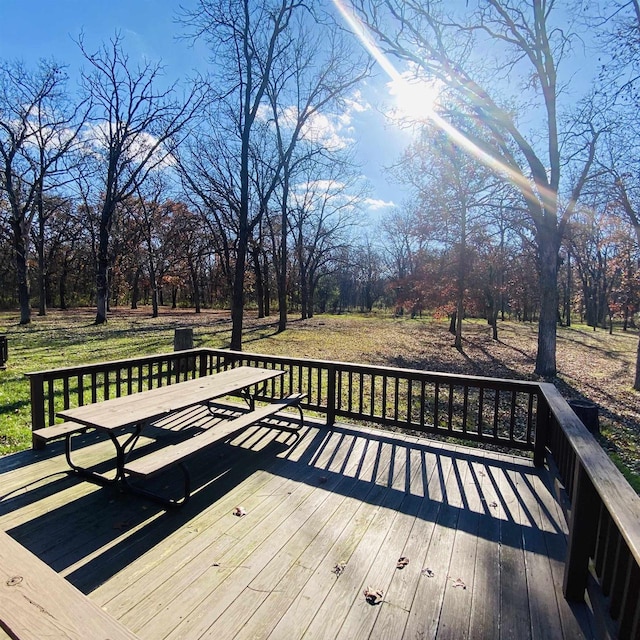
[1,409,598,639]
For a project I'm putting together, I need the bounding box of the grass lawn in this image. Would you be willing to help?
[1,306,639,492]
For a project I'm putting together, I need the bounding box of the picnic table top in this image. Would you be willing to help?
[56,366,284,431]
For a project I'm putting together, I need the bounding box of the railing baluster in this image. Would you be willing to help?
[609,543,631,620]
[462,385,469,434]
[63,377,70,411]
[509,391,517,440]
[394,377,400,423]
[618,561,640,639]
[78,374,84,407]
[382,374,388,421]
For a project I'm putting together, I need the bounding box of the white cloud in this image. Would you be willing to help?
[81,121,175,168]
[343,90,370,114]
[261,89,369,152]
[364,197,395,210]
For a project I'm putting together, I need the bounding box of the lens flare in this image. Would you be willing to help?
[332,0,548,210]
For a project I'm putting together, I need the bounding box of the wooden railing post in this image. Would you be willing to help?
[534,392,549,467]
[198,352,208,378]
[326,365,336,426]
[563,463,599,601]
[29,373,46,450]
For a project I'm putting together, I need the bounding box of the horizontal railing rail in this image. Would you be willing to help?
[27,347,640,638]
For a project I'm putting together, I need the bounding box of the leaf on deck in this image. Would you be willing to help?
[421,567,435,578]
[363,586,384,605]
[396,556,410,569]
[332,562,347,577]
[451,577,467,589]
[233,505,247,517]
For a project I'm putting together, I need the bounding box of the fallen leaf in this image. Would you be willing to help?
[421,568,435,578]
[233,506,247,517]
[363,586,384,605]
[396,556,410,569]
[489,501,498,509]
[451,577,467,589]
[332,562,346,577]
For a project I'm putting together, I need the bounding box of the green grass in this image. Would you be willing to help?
[609,451,640,494]
[0,308,238,453]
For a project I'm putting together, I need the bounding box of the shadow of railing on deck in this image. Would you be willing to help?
[4,420,568,602]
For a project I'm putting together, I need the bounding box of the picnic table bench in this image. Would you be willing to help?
[124,392,306,506]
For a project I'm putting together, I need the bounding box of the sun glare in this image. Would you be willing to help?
[332,0,550,209]
[389,75,442,122]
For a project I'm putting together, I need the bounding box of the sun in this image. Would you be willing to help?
[388,74,442,122]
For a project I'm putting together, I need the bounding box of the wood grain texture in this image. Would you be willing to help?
[0,418,597,639]
[0,530,138,640]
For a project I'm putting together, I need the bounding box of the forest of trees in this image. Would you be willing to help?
[3,0,640,381]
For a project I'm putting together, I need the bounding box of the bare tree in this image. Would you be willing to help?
[79,33,204,324]
[181,0,304,349]
[0,59,86,324]
[350,0,600,376]
[287,154,363,319]
[181,1,369,348]
[264,14,371,332]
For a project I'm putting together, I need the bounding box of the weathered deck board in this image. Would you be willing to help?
[0,418,596,639]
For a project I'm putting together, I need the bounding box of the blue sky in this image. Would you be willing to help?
[0,0,406,217]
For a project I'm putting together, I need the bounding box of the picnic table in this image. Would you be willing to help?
[51,366,304,506]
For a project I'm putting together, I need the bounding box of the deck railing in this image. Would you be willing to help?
[27,347,640,639]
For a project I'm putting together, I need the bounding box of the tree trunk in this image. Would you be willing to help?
[634,337,640,391]
[149,266,158,318]
[263,251,270,317]
[454,298,463,351]
[565,249,572,327]
[535,238,559,377]
[188,259,201,314]
[12,219,31,325]
[300,259,309,320]
[35,197,47,317]
[253,246,265,319]
[59,259,68,310]
[278,178,290,333]
[95,206,111,324]
[131,268,140,309]
[230,234,246,349]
